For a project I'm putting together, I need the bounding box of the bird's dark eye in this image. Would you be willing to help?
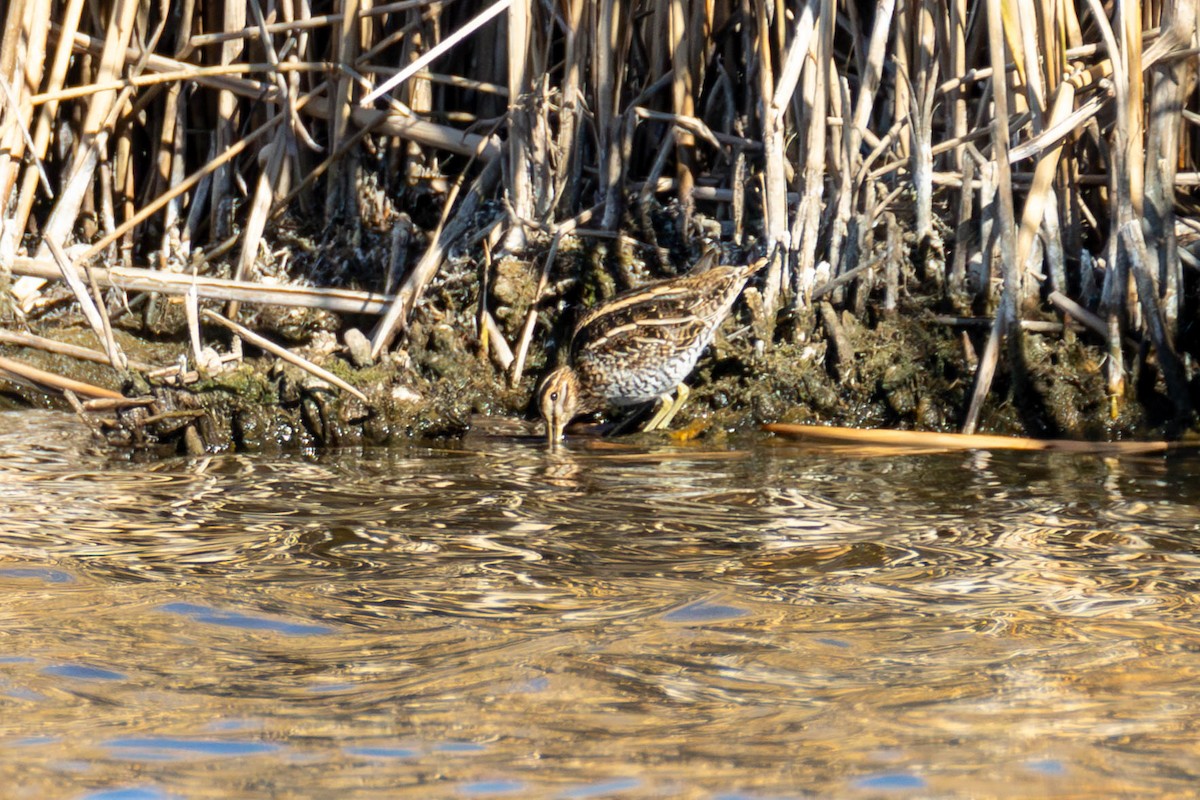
[550,391,559,401]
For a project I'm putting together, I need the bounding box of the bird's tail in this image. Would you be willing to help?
[741,256,770,279]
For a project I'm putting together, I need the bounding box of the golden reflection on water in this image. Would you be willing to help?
[2,411,1200,797]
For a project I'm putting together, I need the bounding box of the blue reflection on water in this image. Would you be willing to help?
[559,777,642,797]
[344,745,418,759]
[460,779,525,796]
[0,567,74,583]
[436,741,488,753]
[80,788,171,800]
[853,772,927,790]
[106,737,280,760]
[43,664,126,681]
[663,600,749,623]
[159,602,333,636]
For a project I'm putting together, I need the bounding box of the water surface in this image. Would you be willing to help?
[2,411,1199,798]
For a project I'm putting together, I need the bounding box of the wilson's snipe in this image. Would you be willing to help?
[539,255,767,443]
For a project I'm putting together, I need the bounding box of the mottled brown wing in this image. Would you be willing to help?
[569,269,743,363]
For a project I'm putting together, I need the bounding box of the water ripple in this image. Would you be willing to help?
[1,414,1200,796]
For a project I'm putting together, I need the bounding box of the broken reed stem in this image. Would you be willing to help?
[0,329,157,372]
[362,0,512,104]
[45,236,127,371]
[0,354,124,399]
[10,255,392,314]
[200,310,370,403]
[30,62,330,105]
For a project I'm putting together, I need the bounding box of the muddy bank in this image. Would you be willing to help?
[0,238,1169,455]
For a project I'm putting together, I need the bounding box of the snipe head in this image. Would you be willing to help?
[538,365,582,445]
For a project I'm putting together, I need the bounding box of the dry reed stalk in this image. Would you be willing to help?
[0,330,157,372]
[12,0,78,235]
[849,0,897,165]
[47,29,338,102]
[11,255,393,315]
[1087,0,1189,420]
[793,1,834,303]
[481,311,514,371]
[201,310,369,403]
[112,123,134,266]
[1143,0,1194,341]
[1122,217,1191,419]
[634,108,740,149]
[45,236,127,371]
[665,0,709,225]
[756,0,814,313]
[551,0,585,214]
[210,0,247,241]
[505,0,534,248]
[962,0,1022,435]
[945,0,968,297]
[229,130,288,308]
[326,0,361,219]
[187,12,343,48]
[0,0,45,212]
[595,0,630,230]
[883,211,899,313]
[826,77,853,288]
[360,0,512,104]
[281,0,315,151]
[844,0,896,304]
[763,422,1173,455]
[82,396,157,411]
[1013,82,1075,277]
[227,0,296,323]
[333,101,503,158]
[934,317,1083,334]
[151,0,192,263]
[1046,290,1107,339]
[12,0,140,310]
[887,1,912,161]
[907,0,937,266]
[1121,0,1145,219]
[0,0,28,171]
[949,149,976,299]
[0,77,51,200]
[1055,0,1085,287]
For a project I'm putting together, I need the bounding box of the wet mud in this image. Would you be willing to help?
[0,228,1177,455]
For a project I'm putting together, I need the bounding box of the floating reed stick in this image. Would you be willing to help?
[764,423,1174,456]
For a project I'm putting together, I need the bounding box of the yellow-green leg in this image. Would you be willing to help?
[643,383,689,431]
